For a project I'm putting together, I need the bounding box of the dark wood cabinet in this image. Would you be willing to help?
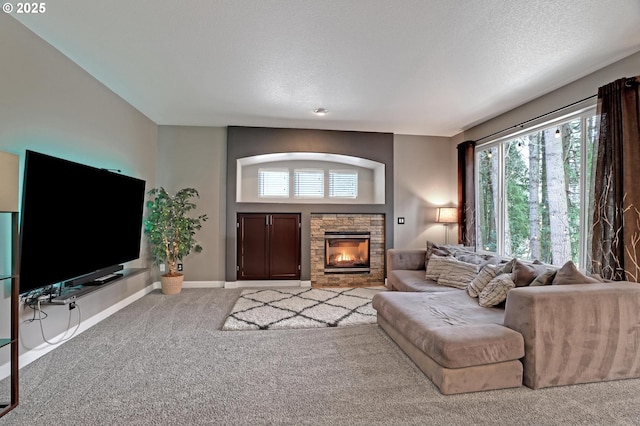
[268,214,301,279]
[237,213,300,280]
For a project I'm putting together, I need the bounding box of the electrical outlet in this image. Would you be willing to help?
[177,263,183,272]
[397,217,405,224]
[159,264,165,272]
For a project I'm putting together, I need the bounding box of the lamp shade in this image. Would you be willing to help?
[436,207,458,224]
[0,151,19,212]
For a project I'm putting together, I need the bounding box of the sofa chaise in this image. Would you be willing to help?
[372,248,640,394]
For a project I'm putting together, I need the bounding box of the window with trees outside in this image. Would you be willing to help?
[476,108,597,268]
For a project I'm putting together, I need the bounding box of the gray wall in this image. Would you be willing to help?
[226,126,394,282]
[0,14,157,358]
[393,134,457,249]
[157,126,227,282]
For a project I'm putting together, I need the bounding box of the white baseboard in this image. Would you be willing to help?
[182,281,225,288]
[0,283,156,381]
[225,280,312,289]
[150,280,225,289]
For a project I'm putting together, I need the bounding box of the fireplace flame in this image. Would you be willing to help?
[334,251,366,265]
[336,252,355,263]
[324,236,370,269]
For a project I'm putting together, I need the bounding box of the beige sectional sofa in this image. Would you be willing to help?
[372,248,640,394]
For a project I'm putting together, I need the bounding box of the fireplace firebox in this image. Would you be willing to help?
[324,231,370,273]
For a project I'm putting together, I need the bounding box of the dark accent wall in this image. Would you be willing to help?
[226,126,394,282]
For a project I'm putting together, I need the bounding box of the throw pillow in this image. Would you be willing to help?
[512,260,548,287]
[455,252,486,265]
[425,255,451,281]
[425,241,451,269]
[478,274,516,308]
[467,264,502,297]
[529,269,557,286]
[425,241,464,262]
[453,251,505,269]
[500,258,518,274]
[482,255,506,268]
[436,258,480,290]
[552,261,603,285]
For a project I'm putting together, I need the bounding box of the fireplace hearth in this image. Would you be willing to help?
[324,231,370,273]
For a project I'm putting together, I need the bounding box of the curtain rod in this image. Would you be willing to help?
[474,94,597,143]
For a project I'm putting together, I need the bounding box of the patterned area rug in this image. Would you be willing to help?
[222,286,386,331]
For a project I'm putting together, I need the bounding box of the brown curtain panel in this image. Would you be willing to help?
[590,76,640,281]
[457,140,476,246]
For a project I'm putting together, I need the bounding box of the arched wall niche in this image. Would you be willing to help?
[236,152,385,204]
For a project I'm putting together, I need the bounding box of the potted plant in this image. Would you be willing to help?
[144,187,208,294]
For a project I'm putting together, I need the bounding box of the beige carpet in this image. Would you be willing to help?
[4,288,640,426]
[222,286,386,330]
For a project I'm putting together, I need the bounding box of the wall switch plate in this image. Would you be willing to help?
[177,263,183,271]
[159,264,165,272]
[397,217,405,224]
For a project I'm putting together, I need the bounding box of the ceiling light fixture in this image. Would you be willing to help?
[313,108,328,116]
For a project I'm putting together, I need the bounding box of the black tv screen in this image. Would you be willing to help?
[19,150,146,294]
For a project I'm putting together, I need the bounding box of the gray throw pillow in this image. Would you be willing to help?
[529,269,557,286]
[500,258,518,274]
[552,261,602,285]
[455,252,486,265]
[425,241,452,269]
[512,260,548,287]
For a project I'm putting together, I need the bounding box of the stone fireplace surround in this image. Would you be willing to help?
[311,213,385,287]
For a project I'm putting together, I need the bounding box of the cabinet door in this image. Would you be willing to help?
[237,214,270,280]
[269,214,300,279]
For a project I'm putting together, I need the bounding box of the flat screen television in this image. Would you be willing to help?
[19,150,146,294]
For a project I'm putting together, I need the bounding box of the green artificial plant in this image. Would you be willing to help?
[144,187,208,276]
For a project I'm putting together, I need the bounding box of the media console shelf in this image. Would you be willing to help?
[1,151,19,418]
[0,213,19,418]
[48,268,148,305]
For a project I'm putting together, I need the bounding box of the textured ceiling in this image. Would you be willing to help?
[12,0,640,136]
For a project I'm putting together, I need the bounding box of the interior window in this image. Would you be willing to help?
[258,169,289,198]
[294,169,324,198]
[329,170,358,198]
